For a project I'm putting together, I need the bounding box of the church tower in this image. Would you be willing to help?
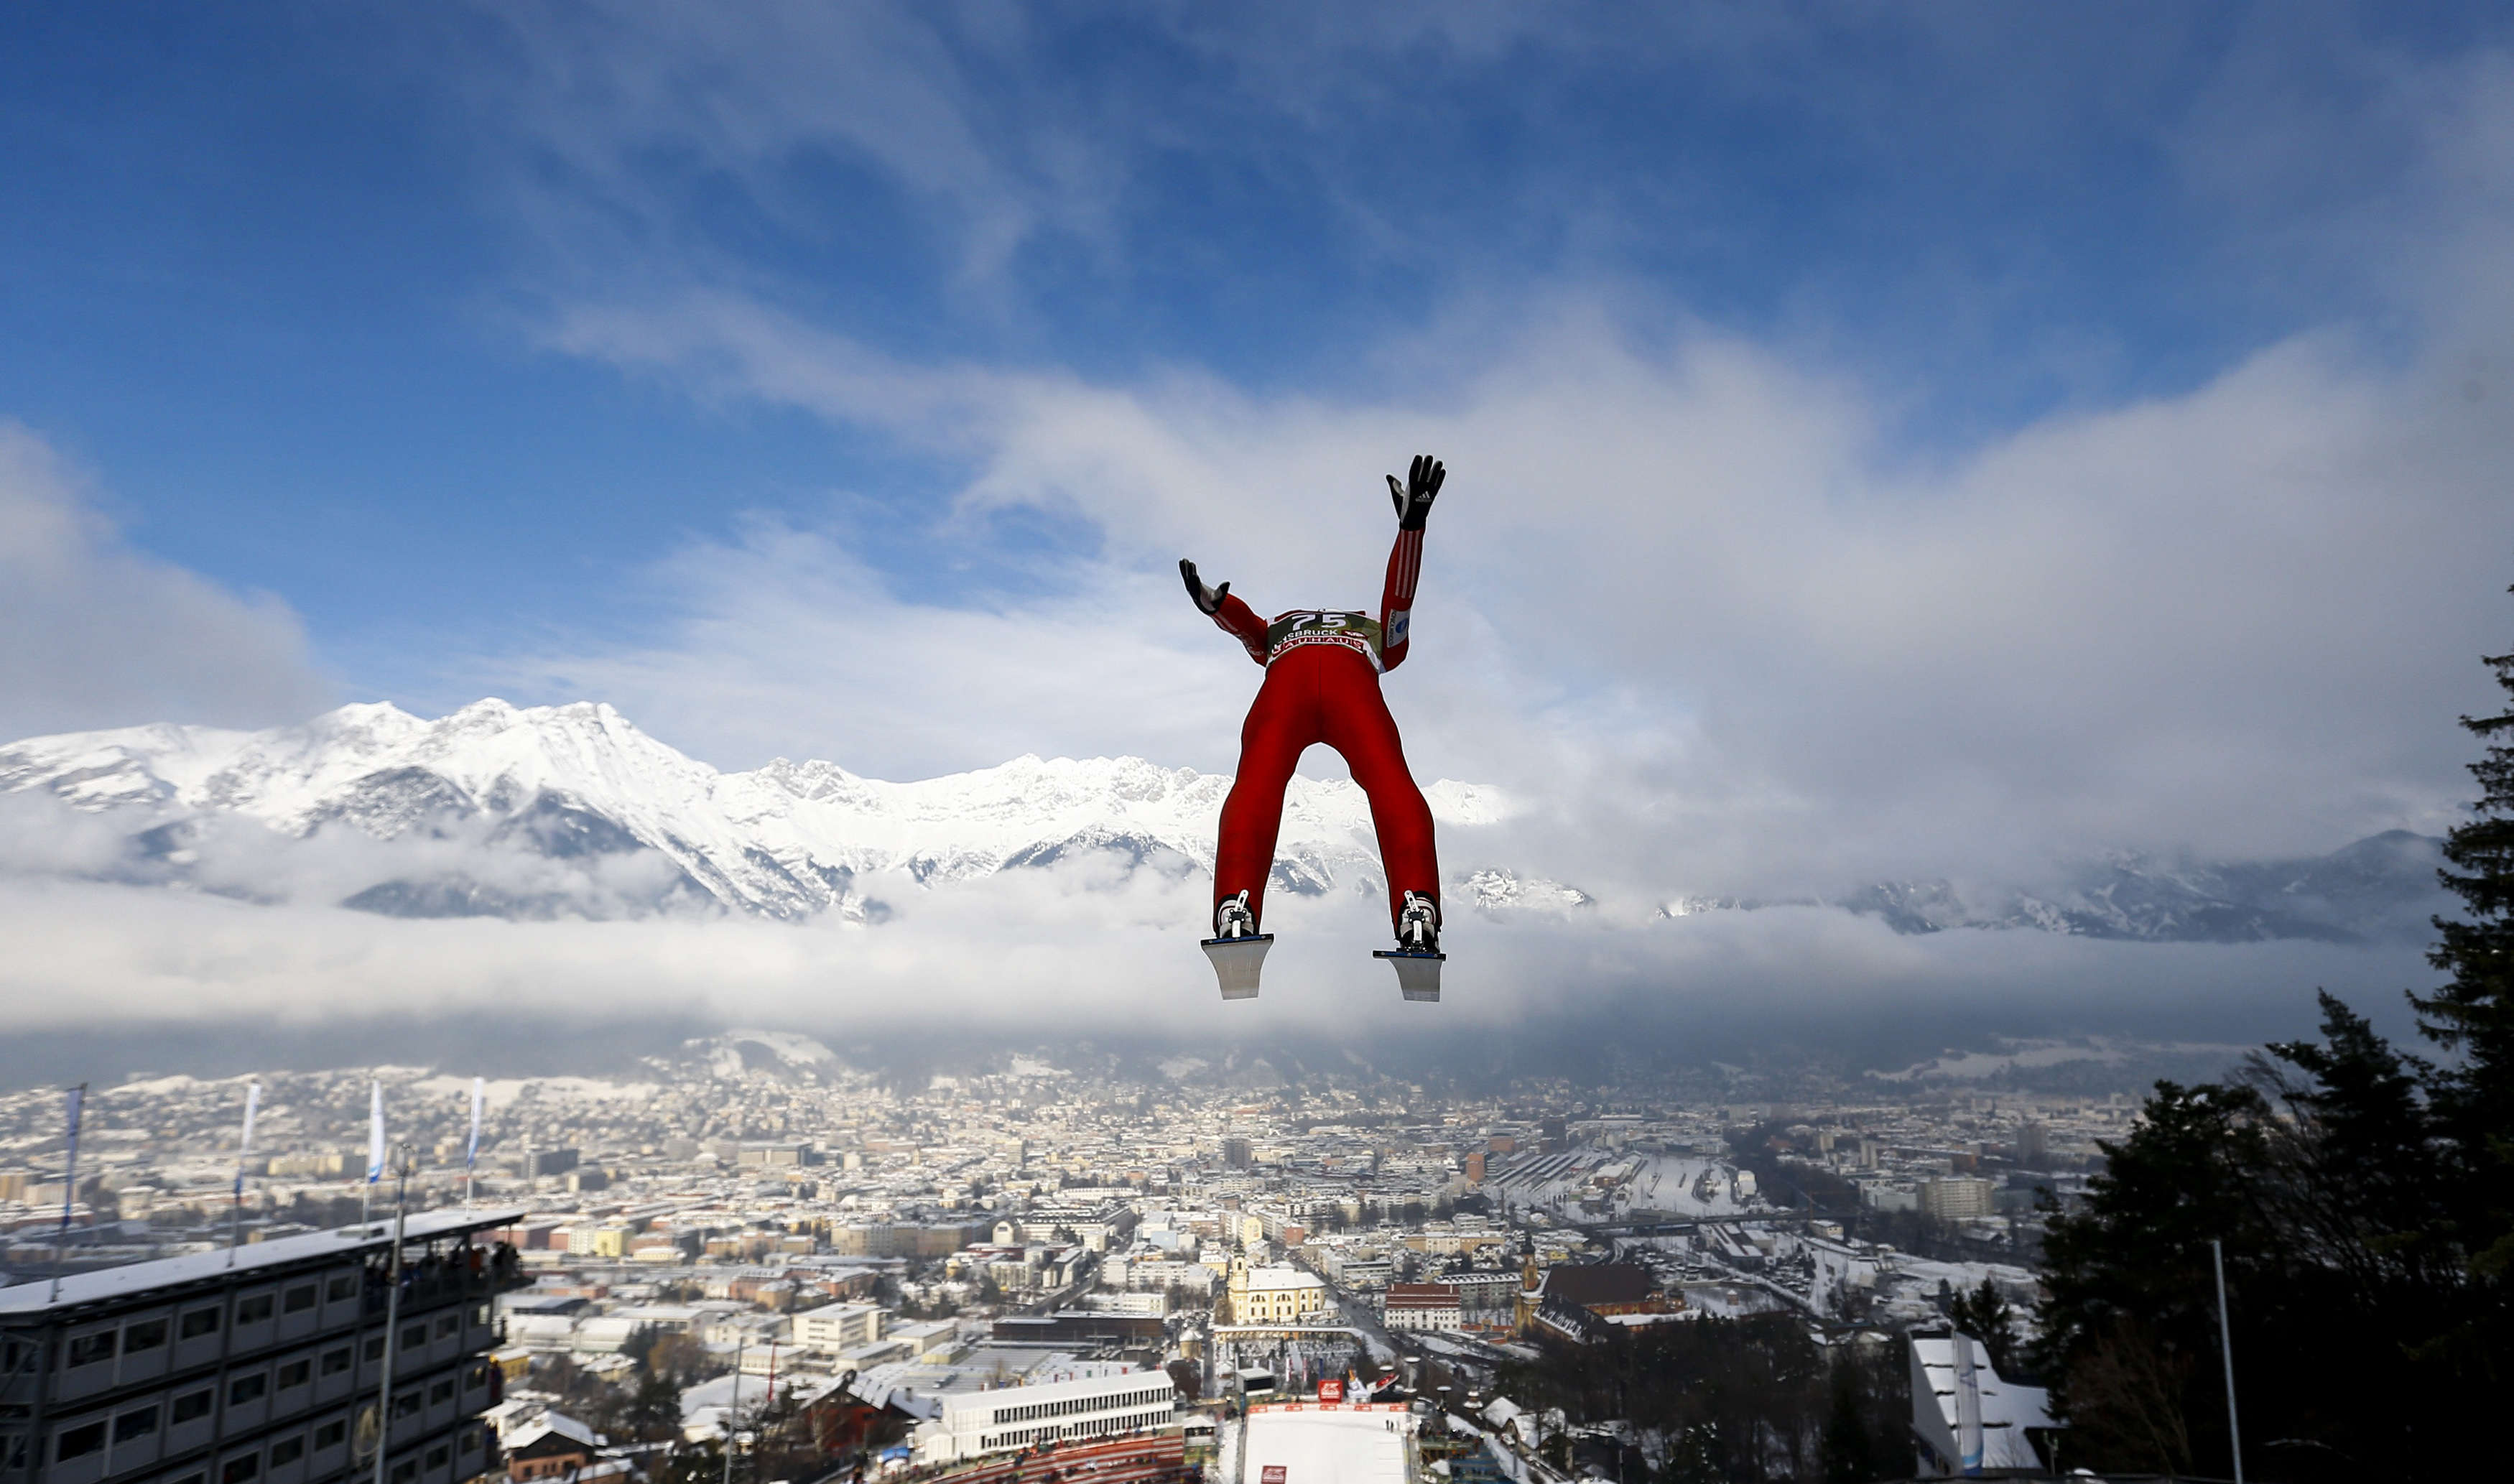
[1225,1252,1251,1325]
[1515,1240,1543,1335]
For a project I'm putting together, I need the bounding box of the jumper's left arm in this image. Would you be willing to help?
[1377,525,1425,673]
[1377,453,1443,673]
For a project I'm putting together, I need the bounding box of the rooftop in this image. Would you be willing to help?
[0,1207,524,1318]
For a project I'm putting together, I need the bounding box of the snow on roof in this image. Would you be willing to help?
[1908,1335,2054,1473]
[0,1209,524,1317]
[1243,1265,1325,1291]
[508,1413,604,1453]
[1243,1406,1413,1484]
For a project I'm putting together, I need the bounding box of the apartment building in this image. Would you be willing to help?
[789,1304,884,1354]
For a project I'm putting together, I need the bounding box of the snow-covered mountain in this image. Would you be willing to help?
[1681,829,2446,945]
[0,700,1515,921]
[0,700,2446,942]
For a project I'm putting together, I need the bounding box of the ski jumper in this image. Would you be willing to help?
[1202,526,1436,932]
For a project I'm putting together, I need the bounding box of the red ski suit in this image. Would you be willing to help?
[1202,526,1436,932]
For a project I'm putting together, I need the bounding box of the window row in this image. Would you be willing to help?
[60,1291,479,1400]
[54,1346,483,1465]
[60,1270,368,1371]
[67,1413,485,1484]
[988,1386,1172,1427]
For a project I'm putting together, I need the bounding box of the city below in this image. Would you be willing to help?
[0,1031,2106,1484]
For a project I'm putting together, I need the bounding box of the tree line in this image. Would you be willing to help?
[1495,1315,1907,1484]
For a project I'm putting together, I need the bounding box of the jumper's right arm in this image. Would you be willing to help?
[1181,558,1269,667]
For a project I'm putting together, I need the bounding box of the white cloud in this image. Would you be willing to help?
[503,283,2514,896]
[460,5,2514,898]
[0,423,335,740]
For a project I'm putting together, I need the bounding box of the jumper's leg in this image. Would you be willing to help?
[1317,661,1440,931]
[1317,655,1445,1001]
[1205,661,1319,999]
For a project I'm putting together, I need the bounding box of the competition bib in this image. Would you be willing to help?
[1265,610,1386,667]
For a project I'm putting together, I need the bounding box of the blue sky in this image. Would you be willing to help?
[8,2,2514,1044]
[0,6,2476,618]
[5,1,2513,864]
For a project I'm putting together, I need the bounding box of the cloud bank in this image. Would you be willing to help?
[0,857,2419,1065]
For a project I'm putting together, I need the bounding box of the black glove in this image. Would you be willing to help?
[1387,453,1445,531]
[1179,558,1229,616]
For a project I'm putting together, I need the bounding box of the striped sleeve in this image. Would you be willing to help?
[1378,526,1425,672]
[1213,592,1270,666]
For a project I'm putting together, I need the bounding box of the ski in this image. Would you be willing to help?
[1373,947,1444,1002]
[1201,933,1276,1000]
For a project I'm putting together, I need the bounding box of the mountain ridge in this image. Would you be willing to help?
[0,700,2449,943]
[0,700,1514,922]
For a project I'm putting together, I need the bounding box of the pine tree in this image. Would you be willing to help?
[1818,1360,1878,1484]
[2418,629,2514,1130]
[1947,1279,2019,1377]
[2410,611,2514,1364]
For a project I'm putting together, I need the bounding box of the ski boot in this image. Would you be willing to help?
[1374,890,1446,1001]
[1200,890,1274,1001]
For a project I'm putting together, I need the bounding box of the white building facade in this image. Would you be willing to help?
[792,1302,886,1352]
[1381,1284,1460,1332]
[917,1371,1179,1462]
[1227,1259,1330,1323]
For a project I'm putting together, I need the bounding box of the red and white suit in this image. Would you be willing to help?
[1200,526,1436,933]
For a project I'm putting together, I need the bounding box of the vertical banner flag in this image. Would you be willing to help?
[49,1083,87,1300]
[58,1084,85,1238]
[367,1080,386,1184]
[465,1076,485,1210]
[234,1082,262,1199]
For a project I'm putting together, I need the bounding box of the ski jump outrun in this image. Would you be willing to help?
[1180,454,1450,1002]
